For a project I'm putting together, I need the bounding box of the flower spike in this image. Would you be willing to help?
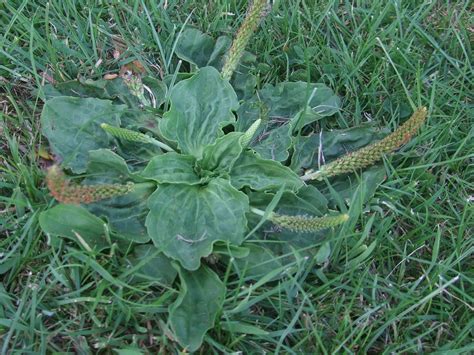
[46,165,134,204]
[221,0,270,80]
[101,124,174,152]
[250,207,349,233]
[302,107,428,181]
[271,213,349,233]
[240,119,262,147]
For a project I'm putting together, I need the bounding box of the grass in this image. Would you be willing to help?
[1,0,473,353]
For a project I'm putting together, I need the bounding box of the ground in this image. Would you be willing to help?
[0,1,472,353]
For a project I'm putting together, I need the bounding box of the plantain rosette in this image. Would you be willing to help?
[38,61,346,349]
[40,52,431,351]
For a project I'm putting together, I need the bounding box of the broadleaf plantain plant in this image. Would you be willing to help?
[38,0,427,351]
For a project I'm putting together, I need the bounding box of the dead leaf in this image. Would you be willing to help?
[103,73,118,80]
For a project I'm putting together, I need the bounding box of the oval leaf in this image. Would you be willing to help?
[146,179,249,270]
[41,97,126,173]
[159,67,239,158]
[175,28,216,67]
[39,204,108,250]
[234,244,283,281]
[126,245,177,286]
[252,124,292,162]
[84,149,154,243]
[247,186,329,256]
[141,153,200,184]
[236,81,340,131]
[230,151,304,192]
[85,149,145,183]
[169,265,225,352]
[198,132,244,174]
[85,183,154,243]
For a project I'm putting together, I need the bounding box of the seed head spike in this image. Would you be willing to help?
[221,0,270,80]
[302,107,428,181]
[46,165,134,204]
[270,213,349,233]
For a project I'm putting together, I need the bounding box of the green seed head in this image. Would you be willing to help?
[241,119,262,147]
[271,213,349,233]
[101,123,154,144]
[101,124,175,152]
[221,0,270,80]
[303,107,428,180]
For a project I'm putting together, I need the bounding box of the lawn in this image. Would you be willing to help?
[1,0,473,353]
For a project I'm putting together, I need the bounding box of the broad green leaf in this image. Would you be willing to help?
[141,77,167,108]
[169,265,226,352]
[236,81,340,131]
[141,153,200,184]
[83,149,153,243]
[175,28,255,98]
[175,28,216,67]
[382,97,412,119]
[249,185,328,219]
[212,243,250,259]
[235,82,340,160]
[290,97,341,132]
[146,178,249,270]
[114,138,164,169]
[230,51,258,99]
[198,132,244,174]
[175,28,233,69]
[176,28,257,100]
[230,151,304,192]
[0,255,18,275]
[234,97,262,132]
[315,242,331,264]
[263,82,338,120]
[160,67,239,158]
[39,204,109,250]
[42,78,127,101]
[207,36,232,68]
[234,244,282,280]
[290,125,389,173]
[86,183,154,243]
[43,77,167,109]
[113,348,144,355]
[41,97,126,173]
[126,245,177,286]
[252,124,292,162]
[84,149,145,183]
